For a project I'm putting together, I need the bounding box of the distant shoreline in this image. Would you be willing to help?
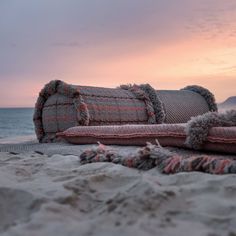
[0,135,36,144]
[0,107,34,109]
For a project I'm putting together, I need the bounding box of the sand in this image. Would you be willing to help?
[0,136,236,236]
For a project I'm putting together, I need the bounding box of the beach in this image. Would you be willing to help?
[1,0,236,235]
[1,136,236,236]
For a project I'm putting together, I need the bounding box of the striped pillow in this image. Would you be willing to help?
[57,124,236,154]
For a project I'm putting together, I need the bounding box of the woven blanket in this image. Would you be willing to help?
[34,80,217,143]
[80,142,236,175]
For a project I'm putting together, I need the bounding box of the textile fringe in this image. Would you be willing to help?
[120,84,157,124]
[139,84,166,123]
[185,109,236,150]
[80,142,236,174]
[33,80,90,142]
[182,85,218,112]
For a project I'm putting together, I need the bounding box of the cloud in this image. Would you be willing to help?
[0,0,192,78]
[183,0,236,42]
[0,0,235,106]
[50,42,82,48]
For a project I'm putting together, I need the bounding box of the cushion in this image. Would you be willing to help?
[34,80,216,143]
[57,124,236,154]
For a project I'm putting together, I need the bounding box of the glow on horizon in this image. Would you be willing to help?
[0,0,236,107]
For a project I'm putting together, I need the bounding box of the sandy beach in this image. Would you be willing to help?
[1,0,236,235]
[0,136,235,236]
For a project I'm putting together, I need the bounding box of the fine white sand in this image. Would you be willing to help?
[1,136,236,236]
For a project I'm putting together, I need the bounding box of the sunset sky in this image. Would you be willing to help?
[0,0,236,107]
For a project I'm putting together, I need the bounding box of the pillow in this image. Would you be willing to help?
[57,124,236,154]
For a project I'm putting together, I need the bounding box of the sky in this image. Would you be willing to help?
[0,0,236,107]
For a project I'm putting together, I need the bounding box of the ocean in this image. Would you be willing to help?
[0,108,35,139]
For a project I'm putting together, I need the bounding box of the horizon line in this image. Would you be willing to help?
[0,107,34,109]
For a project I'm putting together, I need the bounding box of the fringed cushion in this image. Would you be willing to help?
[57,124,236,154]
[34,80,217,142]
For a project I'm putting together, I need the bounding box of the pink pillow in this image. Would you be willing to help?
[57,124,236,154]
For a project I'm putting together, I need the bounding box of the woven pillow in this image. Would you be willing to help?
[34,80,217,143]
[57,124,236,154]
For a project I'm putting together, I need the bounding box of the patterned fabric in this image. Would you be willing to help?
[120,84,158,124]
[34,80,89,142]
[140,84,166,123]
[58,124,236,154]
[182,85,218,112]
[80,143,236,174]
[34,80,215,142]
[58,124,186,138]
[208,126,236,143]
[78,85,149,124]
[42,94,78,133]
[157,90,210,123]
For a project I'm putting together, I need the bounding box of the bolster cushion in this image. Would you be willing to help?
[34,80,217,143]
[57,124,236,154]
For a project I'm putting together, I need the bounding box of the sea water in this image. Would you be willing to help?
[0,108,34,139]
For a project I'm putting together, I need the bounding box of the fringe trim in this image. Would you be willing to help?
[139,84,166,123]
[181,85,218,112]
[80,141,173,170]
[120,84,157,124]
[185,110,236,150]
[33,80,90,142]
[80,142,236,174]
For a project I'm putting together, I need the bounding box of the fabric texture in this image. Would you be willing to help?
[33,80,89,143]
[34,80,151,142]
[119,84,157,124]
[154,90,210,123]
[120,84,166,123]
[185,110,236,150]
[181,85,218,112]
[34,80,217,142]
[80,142,236,174]
[58,122,236,154]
